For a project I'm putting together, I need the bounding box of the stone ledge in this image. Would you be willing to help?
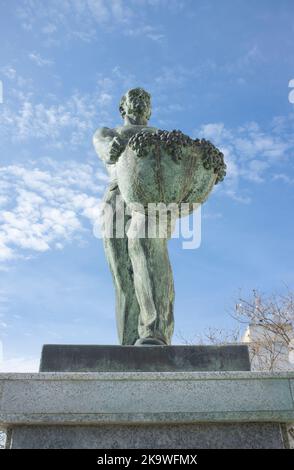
[0,371,293,426]
[1,411,294,426]
[0,370,294,380]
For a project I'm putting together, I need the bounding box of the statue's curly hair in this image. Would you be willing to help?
[119,88,151,119]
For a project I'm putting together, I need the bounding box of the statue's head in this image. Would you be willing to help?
[119,88,151,125]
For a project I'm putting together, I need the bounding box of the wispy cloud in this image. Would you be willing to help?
[1,65,33,92]
[203,211,223,220]
[1,66,17,80]
[0,93,98,145]
[28,52,54,67]
[125,24,165,42]
[153,62,216,88]
[195,117,294,202]
[223,45,265,77]
[0,159,108,264]
[272,173,294,185]
[0,67,114,147]
[16,0,165,44]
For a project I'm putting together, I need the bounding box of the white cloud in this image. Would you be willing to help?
[154,66,191,87]
[196,118,294,202]
[151,61,217,94]
[0,65,33,94]
[0,159,108,264]
[0,72,114,146]
[203,211,223,220]
[1,66,17,80]
[41,23,57,34]
[130,0,185,11]
[29,52,54,67]
[223,45,265,76]
[16,0,164,44]
[272,173,294,184]
[87,0,112,24]
[125,24,165,42]
[0,243,15,262]
[88,0,133,24]
[198,123,231,142]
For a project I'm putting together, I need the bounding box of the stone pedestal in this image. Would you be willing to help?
[1,367,293,448]
[39,344,251,372]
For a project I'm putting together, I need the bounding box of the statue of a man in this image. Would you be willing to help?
[93,88,225,347]
[93,88,173,346]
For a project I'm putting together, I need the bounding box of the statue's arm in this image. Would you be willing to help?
[93,127,125,164]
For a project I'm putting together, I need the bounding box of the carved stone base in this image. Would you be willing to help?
[1,370,293,449]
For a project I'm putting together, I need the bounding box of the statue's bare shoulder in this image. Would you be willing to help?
[93,126,124,164]
[93,126,118,143]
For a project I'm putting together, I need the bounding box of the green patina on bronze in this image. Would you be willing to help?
[93,88,226,346]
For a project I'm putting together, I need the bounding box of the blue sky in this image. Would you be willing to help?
[0,0,294,371]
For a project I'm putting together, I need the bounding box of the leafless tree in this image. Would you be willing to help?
[177,326,242,347]
[178,287,294,372]
[177,287,294,448]
[232,288,294,371]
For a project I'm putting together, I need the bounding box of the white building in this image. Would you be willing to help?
[242,322,294,372]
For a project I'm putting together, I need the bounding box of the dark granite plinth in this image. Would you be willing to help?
[39,344,250,372]
[8,423,286,449]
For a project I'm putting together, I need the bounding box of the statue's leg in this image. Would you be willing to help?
[127,210,175,345]
[102,186,140,345]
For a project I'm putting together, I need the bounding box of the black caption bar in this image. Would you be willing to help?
[0,449,293,467]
